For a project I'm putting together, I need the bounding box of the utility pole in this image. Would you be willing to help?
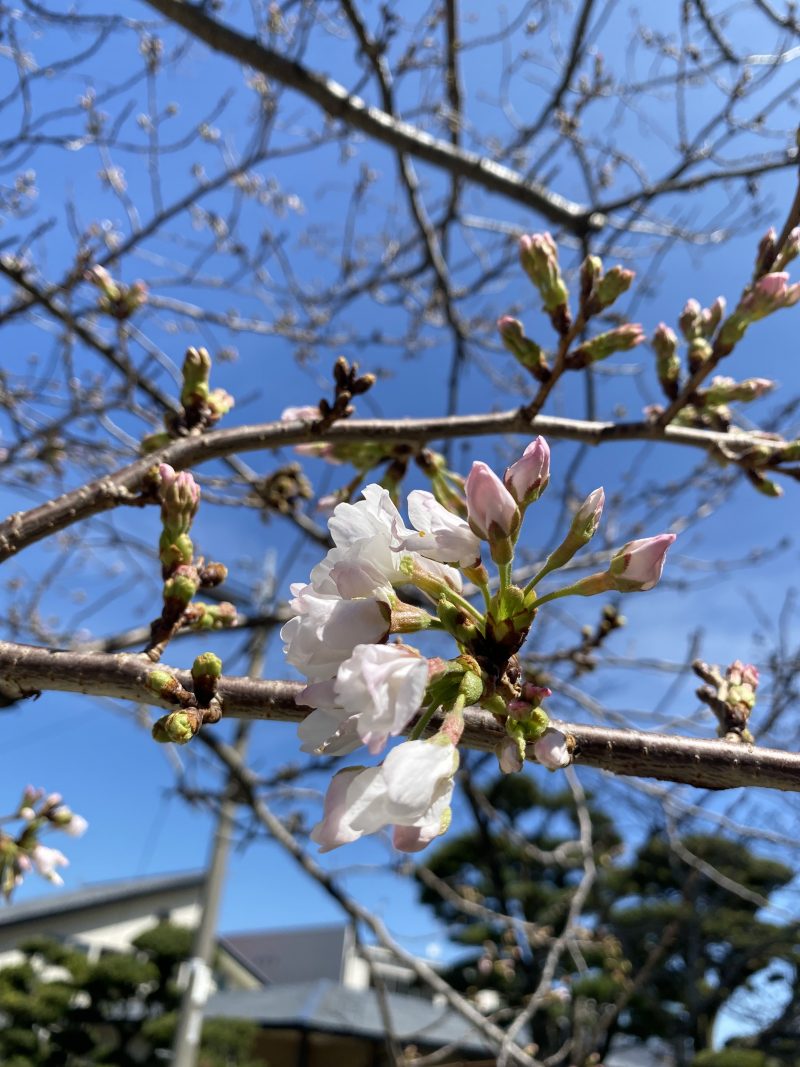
[170,627,268,1067]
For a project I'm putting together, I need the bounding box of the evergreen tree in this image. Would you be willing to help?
[417,772,800,1066]
[0,923,263,1066]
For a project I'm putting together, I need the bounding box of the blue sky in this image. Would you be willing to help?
[2,0,800,1045]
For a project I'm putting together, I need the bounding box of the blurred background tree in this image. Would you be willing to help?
[0,923,261,1066]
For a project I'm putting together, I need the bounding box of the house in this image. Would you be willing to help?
[0,870,206,967]
[0,872,675,1066]
[0,872,507,1064]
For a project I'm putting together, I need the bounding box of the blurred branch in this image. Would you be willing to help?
[141,0,600,233]
[0,409,792,564]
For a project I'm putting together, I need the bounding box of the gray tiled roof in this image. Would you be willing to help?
[0,871,205,928]
[206,980,510,1054]
[221,924,348,985]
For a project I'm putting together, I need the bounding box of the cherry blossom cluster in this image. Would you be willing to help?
[0,787,88,898]
[282,437,676,854]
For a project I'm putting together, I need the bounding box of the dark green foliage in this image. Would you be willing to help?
[0,922,263,1066]
[693,1051,779,1067]
[418,772,800,1067]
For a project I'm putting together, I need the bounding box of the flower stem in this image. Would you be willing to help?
[443,587,485,625]
[409,702,440,741]
[499,561,512,599]
[523,557,558,595]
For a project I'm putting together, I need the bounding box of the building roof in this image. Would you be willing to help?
[220,924,349,985]
[206,979,505,1054]
[0,871,205,929]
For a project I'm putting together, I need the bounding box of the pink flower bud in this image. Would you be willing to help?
[465,461,519,541]
[607,533,676,592]
[741,663,759,689]
[532,728,571,770]
[521,684,552,707]
[727,660,759,690]
[504,437,550,506]
[158,463,176,490]
[498,735,524,774]
[570,488,604,543]
[543,489,604,573]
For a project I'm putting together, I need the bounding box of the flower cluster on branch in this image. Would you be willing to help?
[0,787,87,898]
[281,437,675,852]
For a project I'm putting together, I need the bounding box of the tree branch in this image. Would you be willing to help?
[140,0,600,233]
[0,408,791,564]
[2,639,800,793]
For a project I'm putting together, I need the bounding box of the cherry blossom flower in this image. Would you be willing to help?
[297,682,362,756]
[335,644,429,754]
[281,585,390,682]
[401,490,481,567]
[299,645,428,756]
[30,844,69,886]
[51,807,89,837]
[311,738,458,853]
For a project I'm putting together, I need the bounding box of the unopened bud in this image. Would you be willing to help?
[159,466,200,538]
[199,562,228,588]
[652,324,681,398]
[163,570,200,607]
[687,336,713,374]
[184,601,237,630]
[544,487,604,572]
[207,388,235,421]
[497,317,550,379]
[521,683,552,707]
[518,233,571,332]
[775,227,800,271]
[579,254,603,308]
[497,730,525,774]
[747,470,783,497]
[702,296,726,336]
[465,461,520,564]
[755,227,777,274]
[569,323,645,367]
[593,265,635,311]
[606,533,676,592]
[532,728,571,770]
[181,347,212,406]
[504,437,550,506]
[152,709,200,745]
[146,669,185,704]
[703,376,774,406]
[678,298,703,340]
[191,651,222,707]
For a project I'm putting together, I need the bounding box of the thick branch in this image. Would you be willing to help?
[140,0,599,233]
[0,409,789,564]
[2,640,800,793]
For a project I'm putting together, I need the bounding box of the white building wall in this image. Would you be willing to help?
[0,888,202,966]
